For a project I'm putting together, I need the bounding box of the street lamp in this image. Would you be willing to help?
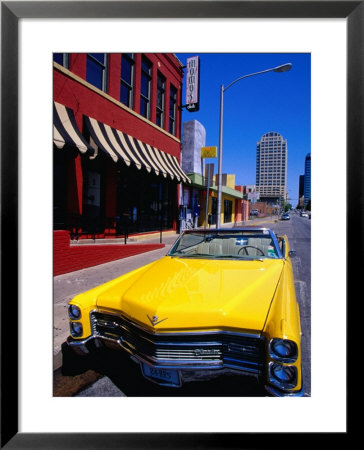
[216,63,292,228]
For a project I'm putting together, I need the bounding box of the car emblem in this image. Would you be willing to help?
[147,314,168,326]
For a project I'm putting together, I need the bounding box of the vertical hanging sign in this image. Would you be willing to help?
[185,56,200,112]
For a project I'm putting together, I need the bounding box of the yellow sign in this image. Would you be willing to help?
[201,146,217,158]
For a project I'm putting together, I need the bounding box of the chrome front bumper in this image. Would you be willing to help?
[67,334,303,397]
[67,334,261,376]
[66,334,261,387]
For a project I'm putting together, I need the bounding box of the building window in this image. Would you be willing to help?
[120,53,135,108]
[156,72,166,128]
[140,55,152,119]
[86,53,108,92]
[211,197,217,225]
[224,200,233,223]
[169,84,177,135]
[53,53,69,68]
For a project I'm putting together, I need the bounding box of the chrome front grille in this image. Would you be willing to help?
[90,311,265,372]
[155,348,221,360]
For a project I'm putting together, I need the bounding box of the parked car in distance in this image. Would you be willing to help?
[250,209,259,216]
[281,213,290,220]
[67,228,303,397]
[300,211,309,218]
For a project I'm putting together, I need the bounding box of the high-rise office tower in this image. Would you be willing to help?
[303,152,311,206]
[298,174,305,207]
[256,131,287,204]
[299,175,305,199]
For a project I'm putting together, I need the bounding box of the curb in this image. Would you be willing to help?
[54,351,63,372]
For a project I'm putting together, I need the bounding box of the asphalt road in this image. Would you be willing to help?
[269,212,311,397]
[55,215,311,397]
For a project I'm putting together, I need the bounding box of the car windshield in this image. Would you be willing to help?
[168,229,281,260]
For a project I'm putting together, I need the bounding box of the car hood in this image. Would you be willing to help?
[96,256,284,333]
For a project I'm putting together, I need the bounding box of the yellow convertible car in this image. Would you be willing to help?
[67,228,304,396]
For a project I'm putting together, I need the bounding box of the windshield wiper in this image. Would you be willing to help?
[213,255,264,262]
[171,253,213,258]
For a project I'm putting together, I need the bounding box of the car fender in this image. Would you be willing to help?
[68,260,158,339]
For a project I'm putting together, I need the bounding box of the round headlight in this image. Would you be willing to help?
[70,321,83,337]
[270,338,297,362]
[68,304,81,320]
[269,363,297,389]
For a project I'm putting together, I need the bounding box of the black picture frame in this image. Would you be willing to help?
[1,1,357,448]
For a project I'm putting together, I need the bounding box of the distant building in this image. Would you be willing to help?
[181,120,206,175]
[297,175,304,208]
[299,175,304,199]
[256,131,287,204]
[181,120,207,227]
[304,153,311,206]
[243,185,260,203]
[181,120,243,227]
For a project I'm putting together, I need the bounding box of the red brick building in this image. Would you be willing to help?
[53,53,190,238]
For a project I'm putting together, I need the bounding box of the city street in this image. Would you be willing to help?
[54,215,311,397]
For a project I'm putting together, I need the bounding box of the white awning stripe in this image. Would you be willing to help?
[85,117,119,162]
[150,147,178,181]
[161,150,187,183]
[153,146,180,181]
[164,152,184,181]
[53,102,92,154]
[127,135,153,173]
[135,140,161,176]
[84,114,191,183]
[170,154,190,183]
[143,143,169,178]
[103,124,131,166]
[113,130,143,169]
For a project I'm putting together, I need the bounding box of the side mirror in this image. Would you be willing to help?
[288,250,297,258]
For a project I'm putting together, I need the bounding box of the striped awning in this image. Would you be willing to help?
[84,115,191,184]
[53,102,93,154]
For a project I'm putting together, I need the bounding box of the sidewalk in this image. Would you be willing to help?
[54,217,277,371]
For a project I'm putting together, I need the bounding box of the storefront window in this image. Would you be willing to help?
[183,187,191,208]
[116,164,175,234]
[81,151,106,234]
[224,199,233,223]
[53,147,68,228]
[210,197,217,225]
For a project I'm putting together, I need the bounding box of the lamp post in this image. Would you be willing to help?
[216,63,292,228]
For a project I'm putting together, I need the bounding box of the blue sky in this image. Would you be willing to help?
[176,53,311,207]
